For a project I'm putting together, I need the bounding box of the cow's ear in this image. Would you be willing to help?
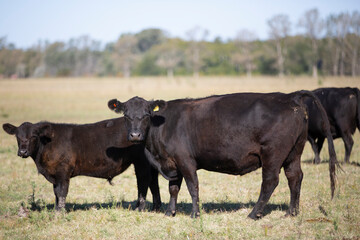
[3,123,17,135]
[150,100,166,113]
[38,124,54,139]
[108,99,124,113]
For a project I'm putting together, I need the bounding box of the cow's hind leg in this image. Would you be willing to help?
[283,151,303,216]
[183,170,200,218]
[283,131,306,217]
[248,164,280,220]
[342,132,354,163]
[165,174,183,217]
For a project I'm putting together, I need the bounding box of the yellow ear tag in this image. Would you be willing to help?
[153,105,159,112]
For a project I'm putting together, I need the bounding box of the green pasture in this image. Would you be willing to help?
[0,77,359,239]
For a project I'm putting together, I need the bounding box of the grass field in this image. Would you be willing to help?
[0,76,359,239]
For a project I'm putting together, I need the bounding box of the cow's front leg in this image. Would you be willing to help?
[53,179,69,211]
[149,167,161,211]
[308,136,321,164]
[133,157,150,211]
[165,175,183,217]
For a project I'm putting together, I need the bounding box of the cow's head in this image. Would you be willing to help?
[108,96,166,142]
[3,122,53,158]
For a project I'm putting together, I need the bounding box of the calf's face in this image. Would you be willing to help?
[108,96,165,142]
[3,122,53,158]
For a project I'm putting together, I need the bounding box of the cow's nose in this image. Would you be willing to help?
[18,149,28,156]
[129,132,142,141]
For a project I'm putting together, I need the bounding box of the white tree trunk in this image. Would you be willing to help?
[276,40,284,77]
[167,68,174,78]
[312,64,318,78]
[352,48,358,77]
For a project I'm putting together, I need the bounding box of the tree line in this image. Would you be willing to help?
[0,9,359,79]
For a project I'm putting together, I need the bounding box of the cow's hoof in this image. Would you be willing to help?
[165,210,176,217]
[313,158,321,164]
[248,212,262,220]
[151,204,161,212]
[284,209,298,217]
[135,207,145,212]
[54,208,66,216]
[135,205,146,212]
[190,211,200,218]
[135,200,146,212]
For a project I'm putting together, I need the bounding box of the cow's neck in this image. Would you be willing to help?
[31,143,44,164]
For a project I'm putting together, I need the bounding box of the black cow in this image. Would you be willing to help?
[108,91,337,219]
[306,87,360,164]
[3,118,161,211]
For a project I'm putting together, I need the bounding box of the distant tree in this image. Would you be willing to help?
[134,53,162,76]
[298,8,324,78]
[2,19,360,78]
[0,38,24,77]
[325,17,339,76]
[43,41,75,76]
[233,29,258,77]
[136,29,165,52]
[68,35,102,77]
[349,11,360,76]
[186,26,209,77]
[200,40,236,75]
[326,13,351,76]
[0,37,6,50]
[16,63,26,78]
[285,36,311,74]
[268,14,291,77]
[155,39,183,78]
[113,34,139,78]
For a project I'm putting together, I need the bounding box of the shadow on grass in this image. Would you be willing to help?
[301,158,328,164]
[302,158,360,167]
[349,161,360,167]
[44,200,142,212]
[42,200,288,217]
[174,201,288,216]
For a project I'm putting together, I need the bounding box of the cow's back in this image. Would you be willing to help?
[41,118,137,179]
[149,92,308,175]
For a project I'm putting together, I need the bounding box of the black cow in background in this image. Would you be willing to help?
[3,118,161,211]
[306,87,360,164]
[108,91,338,219]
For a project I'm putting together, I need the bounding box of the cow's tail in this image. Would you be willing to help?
[298,90,339,199]
[354,88,360,132]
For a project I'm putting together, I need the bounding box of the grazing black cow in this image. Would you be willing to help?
[3,118,161,211]
[108,91,337,219]
[306,87,360,164]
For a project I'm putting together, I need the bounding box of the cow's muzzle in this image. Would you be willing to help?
[128,131,144,142]
[18,149,30,158]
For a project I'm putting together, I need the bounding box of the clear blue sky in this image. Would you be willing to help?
[0,0,359,48]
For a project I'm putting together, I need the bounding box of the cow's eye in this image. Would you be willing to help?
[20,138,29,143]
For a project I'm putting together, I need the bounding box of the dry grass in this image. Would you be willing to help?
[0,76,359,239]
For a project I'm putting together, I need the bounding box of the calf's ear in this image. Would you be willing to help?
[108,99,124,113]
[150,100,166,113]
[38,124,54,139]
[3,123,17,135]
